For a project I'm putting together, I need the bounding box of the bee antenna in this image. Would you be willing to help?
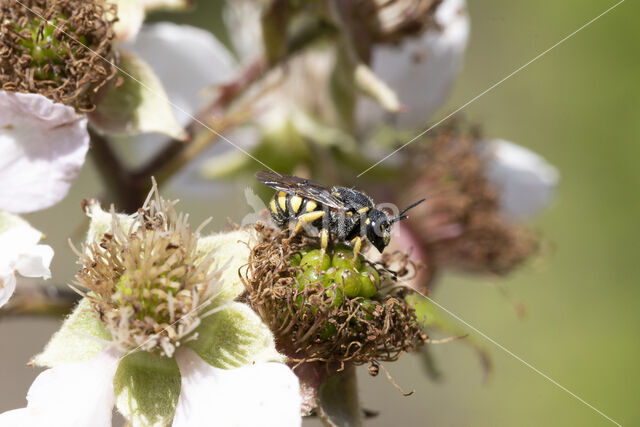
[390,198,426,223]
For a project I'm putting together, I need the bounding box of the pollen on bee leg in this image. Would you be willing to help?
[351,236,363,265]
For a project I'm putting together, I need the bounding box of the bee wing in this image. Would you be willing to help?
[255,171,346,211]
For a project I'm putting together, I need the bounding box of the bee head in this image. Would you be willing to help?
[367,198,426,253]
[367,209,392,253]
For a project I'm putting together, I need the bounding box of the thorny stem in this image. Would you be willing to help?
[89,127,148,213]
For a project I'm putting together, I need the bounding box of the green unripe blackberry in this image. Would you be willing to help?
[295,268,330,290]
[326,287,343,307]
[332,246,363,270]
[289,253,303,266]
[334,268,361,297]
[300,250,331,270]
[358,300,377,320]
[359,265,380,298]
[320,323,338,339]
[289,246,382,311]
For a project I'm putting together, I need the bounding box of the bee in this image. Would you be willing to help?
[255,171,425,264]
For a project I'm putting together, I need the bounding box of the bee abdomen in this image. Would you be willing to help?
[269,192,320,226]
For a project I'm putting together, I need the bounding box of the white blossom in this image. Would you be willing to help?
[0,92,89,214]
[357,0,471,128]
[0,212,54,308]
[484,139,560,219]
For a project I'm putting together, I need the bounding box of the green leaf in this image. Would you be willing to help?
[113,351,181,427]
[32,298,111,368]
[88,50,187,141]
[185,302,284,369]
[317,367,362,427]
[196,229,256,300]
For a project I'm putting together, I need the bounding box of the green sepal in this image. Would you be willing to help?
[32,298,111,368]
[88,50,187,141]
[196,229,256,300]
[354,63,400,113]
[84,199,134,244]
[185,302,285,369]
[113,351,181,427]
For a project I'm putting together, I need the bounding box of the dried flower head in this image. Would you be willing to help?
[242,223,427,369]
[334,0,444,60]
[74,187,221,357]
[400,125,539,278]
[0,0,117,111]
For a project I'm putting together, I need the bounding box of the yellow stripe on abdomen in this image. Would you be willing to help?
[270,198,279,215]
[305,200,318,212]
[290,195,303,213]
[277,192,287,212]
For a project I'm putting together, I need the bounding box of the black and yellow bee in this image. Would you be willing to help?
[255,170,425,263]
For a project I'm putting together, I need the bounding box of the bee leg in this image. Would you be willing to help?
[350,236,362,265]
[284,211,325,242]
[317,228,330,273]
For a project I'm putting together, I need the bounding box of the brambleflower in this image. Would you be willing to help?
[0,0,196,212]
[0,211,53,308]
[0,185,301,426]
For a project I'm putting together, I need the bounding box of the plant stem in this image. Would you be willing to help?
[0,283,80,318]
[88,127,148,212]
[317,366,363,427]
[133,18,336,187]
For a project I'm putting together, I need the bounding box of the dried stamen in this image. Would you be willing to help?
[75,188,221,357]
[241,223,427,368]
[0,0,118,111]
[401,125,539,277]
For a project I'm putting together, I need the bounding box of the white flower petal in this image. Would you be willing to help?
[484,139,560,219]
[173,348,302,427]
[14,243,54,279]
[358,0,470,129]
[143,0,191,11]
[0,219,53,308]
[224,0,263,63]
[110,0,146,42]
[0,224,42,263]
[124,23,237,125]
[0,272,17,308]
[0,91,89,213]
[0,348,122,427]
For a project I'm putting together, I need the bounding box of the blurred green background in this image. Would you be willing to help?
[1,0,638,425]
